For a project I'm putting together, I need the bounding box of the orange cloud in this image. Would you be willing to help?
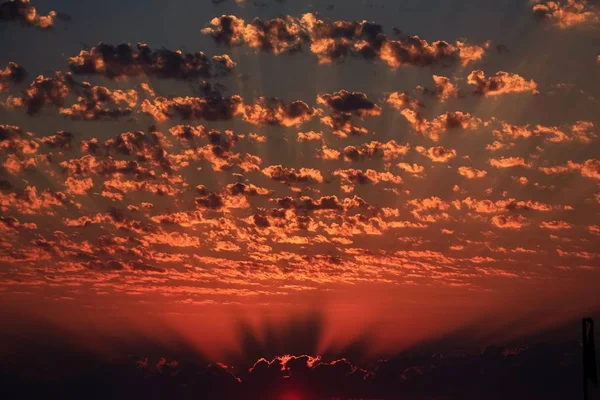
[203,14,487,68]
[262,165,324,184]
[397,162,425,175]
[540,220,572,230]
[342,140,409,162]
[533,0,600,28]
[297,131,323,142]
[467,70,538,96]
[417,146,457,163]
[7,72,71,115]
[457,166,487,179]
[386,92,422,110]
[141,95,245,123]
[400,110,483,141]
[0,62,26,92]
[244,97,317,127]
[489,157,531,168]
[417,75,459,102]
[540,159,600,179]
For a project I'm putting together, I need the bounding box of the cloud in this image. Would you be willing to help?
[416,145,457,163]
[0,0,59,29]
[489,157,531,168]
[203,14,486,68]
[386,92,423,110]
[317,90,381,118]
[318,144,341,160]
[533,0,600,28]
[467,70,538,97]
[341,140,409,162]
[59,83,138,120]
[457,166,487,179]
[262,165,324,184]
[0,185,68,215]
[317,90,381,137]
[0,61,26,92]
[492,122,574,143]
[0,215,36,231]
[417,75,460,102]
[380,37,484,68]
[69,43,235,80]
[40,131,74,150]
[7,72,72,115]
[141,95,244,123]
[397,162,425,175]
[491,214,528,229]
[243,97,317,127]
[64,177,94,195]
[407,196,451,222]
[457,197,559,213]
[297,131,322,142]
[540,220,572,230]
[0,124,38,155]
[539,159,600,179]
[400,110,483,141]
[334,168,402,192]
[272,195,367,212]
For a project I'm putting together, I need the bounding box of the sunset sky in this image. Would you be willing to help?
[1,0,600,398]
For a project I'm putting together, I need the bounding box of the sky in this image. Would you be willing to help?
[1,0,600,398]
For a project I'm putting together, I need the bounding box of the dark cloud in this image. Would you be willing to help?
[7,72,73,115]
[195,192,224,209]
[273,195,367,212]
[103,131,171,171]
[0,124,38,155]
[532,0,600,28]
[317,90,380,117]
[0,0,59,29]
[68,43,235,80]
[203,14,486,67]
[467,70,538,97]
[0,62,26,92]
[142,95,244,123]
[60,82,138,120]
[262,165,324,184]
[341,140,409,162]
[40,131,74,150]
[0,339,590,400]
[317,90,380,137]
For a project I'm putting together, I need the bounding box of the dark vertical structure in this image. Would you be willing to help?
[583,318,598,400]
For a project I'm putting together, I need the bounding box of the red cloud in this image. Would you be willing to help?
[491,215,528,229]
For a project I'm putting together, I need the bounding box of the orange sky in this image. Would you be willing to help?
[1,0,600,365]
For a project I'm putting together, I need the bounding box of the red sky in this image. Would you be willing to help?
[0,0,599,366]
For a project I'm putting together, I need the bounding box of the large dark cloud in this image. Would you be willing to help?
[203,13,486,67]
[0,0,61,29]
[68,43,235,80]
[532,0,600,28]
[142,95,244,123]
[317,90,381,137]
